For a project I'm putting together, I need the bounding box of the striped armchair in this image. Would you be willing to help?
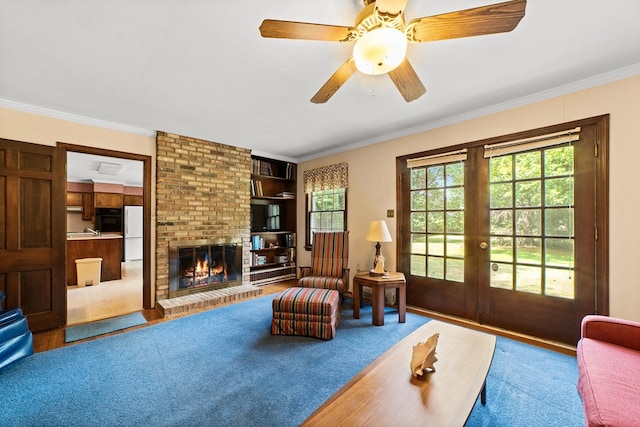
[299,231,349,294]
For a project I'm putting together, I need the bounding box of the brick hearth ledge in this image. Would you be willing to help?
[156,284,263,318]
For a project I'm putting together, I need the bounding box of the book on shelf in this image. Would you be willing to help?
[252,159,273,177]
[250,180,264,197]
[285,163,296,180]
[275,191,295,199]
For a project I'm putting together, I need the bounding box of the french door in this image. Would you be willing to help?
[397,117,608,345]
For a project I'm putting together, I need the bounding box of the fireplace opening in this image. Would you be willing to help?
[169,239,242,298]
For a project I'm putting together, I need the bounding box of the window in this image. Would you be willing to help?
[306,188,347,247]
[303,162,348,249]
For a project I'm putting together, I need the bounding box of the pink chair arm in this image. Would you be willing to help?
[581,315,640,351]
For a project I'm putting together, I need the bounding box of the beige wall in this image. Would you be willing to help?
[0,106,157,303]
[297,75,640,323]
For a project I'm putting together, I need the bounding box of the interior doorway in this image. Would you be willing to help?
[61,144,152,325]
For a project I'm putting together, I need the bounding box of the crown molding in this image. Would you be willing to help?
[0,98,156,137]
[298,63,640,162]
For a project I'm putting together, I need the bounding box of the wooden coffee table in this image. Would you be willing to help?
[301,320,496,426]
[353,271,406,326]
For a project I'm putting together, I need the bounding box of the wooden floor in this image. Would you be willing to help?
[33,280,575,356]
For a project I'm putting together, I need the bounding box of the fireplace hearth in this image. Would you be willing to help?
[169,238,242,299]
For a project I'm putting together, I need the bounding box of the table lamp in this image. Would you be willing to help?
[365,220,392,276]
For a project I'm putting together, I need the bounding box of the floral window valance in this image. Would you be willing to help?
[303,162,348,193]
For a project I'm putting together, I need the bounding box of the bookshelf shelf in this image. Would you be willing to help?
[250,155,297,286]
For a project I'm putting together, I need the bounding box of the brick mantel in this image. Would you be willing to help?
[155,131,252,301]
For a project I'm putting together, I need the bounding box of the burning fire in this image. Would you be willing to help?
[195,259,208,277]
[189,258,227,281]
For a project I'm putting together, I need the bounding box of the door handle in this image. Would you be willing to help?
[479,241,489,250]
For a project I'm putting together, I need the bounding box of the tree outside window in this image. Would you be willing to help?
[306,188,347,248]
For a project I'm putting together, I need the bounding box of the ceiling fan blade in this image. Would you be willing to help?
[388,59,426,102]
[310,58,357,104]
[259,19,354,41]
[406,0,526,42]
[375,0,409,16]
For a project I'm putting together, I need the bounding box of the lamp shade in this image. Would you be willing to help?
[365,220,392,243]
[353,27,407,76]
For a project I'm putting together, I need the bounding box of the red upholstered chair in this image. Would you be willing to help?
[298,231,349,295]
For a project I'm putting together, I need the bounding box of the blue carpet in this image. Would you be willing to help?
[466,336,583,426]
[64,312,147,342]
[0,295,583,426]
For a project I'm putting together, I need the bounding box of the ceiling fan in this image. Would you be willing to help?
[259,0,526,103]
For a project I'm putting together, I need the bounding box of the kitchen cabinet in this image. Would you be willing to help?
[94,192,123,208]
[82,193,93,220]
[66,192,83,206]
[66,235,123,285]
[123,195,143,206]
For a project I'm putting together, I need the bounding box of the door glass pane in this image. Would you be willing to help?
[545,267,574,299]
[490,210,513,235]
[427,212,444,233]
[411,254,426,276]
[409,161,465,282]
[490,262,512,289]
[545,208,573,236]
[544,238,574,267]
[516,237,541,264]
[411,190,426,210]
[516,265,541,293]
[544,146,574,176]
[515,181,541,207]
[427,189,444,210]
[411,212,426,232]
[446,211,464,233]
[545,178,573,206]
[489,145,575,298]
[446,187,464,209]
[428,235,444,256]
[446,259,464,282]
[490,183,512,208]
[446,163,464,186]
[515,209,541,235]
[411,168,426,189]
[446,235,464,258]
[490,237,513,262]
[515,151,541,179]
[489,156,512,181]
[411,234,426,255]
[428,166,445,188]
[427,256,444,279]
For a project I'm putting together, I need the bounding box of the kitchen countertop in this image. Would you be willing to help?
[67,233,123,240]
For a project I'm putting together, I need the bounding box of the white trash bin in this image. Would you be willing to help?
[75,258,102,287]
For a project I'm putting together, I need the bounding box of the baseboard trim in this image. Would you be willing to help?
[407,306,576,356]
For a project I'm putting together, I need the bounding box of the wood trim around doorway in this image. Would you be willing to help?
[58,142,153,310]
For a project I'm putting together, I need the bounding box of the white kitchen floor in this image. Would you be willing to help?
[67,260,143,326]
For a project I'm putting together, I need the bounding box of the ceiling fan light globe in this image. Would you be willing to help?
[353,27,407,76]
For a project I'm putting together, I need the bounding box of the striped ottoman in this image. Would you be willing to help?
[271,287,340,340]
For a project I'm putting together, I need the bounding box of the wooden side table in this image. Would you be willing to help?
[353,271,406,326]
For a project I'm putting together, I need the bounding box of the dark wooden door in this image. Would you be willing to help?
[398,116,608,345]
[0,138,66,331]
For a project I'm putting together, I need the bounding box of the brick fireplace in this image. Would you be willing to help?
[155,131,253,303]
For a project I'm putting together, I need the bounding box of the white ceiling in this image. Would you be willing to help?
[67,151,144,187]
[1,0,640,163]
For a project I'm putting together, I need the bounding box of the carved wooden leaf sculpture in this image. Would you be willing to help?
[410,332,439,378]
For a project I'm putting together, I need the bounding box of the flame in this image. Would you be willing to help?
[195,259,208,277]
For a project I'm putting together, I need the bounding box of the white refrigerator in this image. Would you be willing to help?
[124,206,143,261]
